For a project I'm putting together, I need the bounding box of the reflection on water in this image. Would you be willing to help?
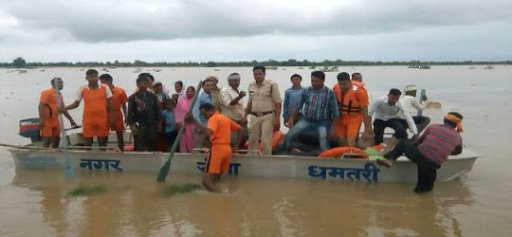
[9,168,475,237]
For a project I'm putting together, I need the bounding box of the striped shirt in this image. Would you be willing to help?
[418,124,462,163]
[297,86,339,122]
[283,86,305,119]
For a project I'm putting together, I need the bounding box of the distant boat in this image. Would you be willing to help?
[320,66,339,72]
[469,67,476,69]
[267,66,278,70]
[483,65,494,69]
[408,65,431,69]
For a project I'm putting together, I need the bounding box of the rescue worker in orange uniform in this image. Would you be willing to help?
[185,103,244,193]
[64,69,114,148]
[38,77,78,148]
[100,74,128,151]
[333,72,373,147]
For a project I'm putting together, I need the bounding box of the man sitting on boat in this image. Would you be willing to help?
[377,112,464,193]
[38,77,78,148]
[332,72,372,147]
[284,71,339,152]
[400,84,430,134]
[369,88,418,154]
[185,103,244,192]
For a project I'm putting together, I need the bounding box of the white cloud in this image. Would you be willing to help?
[0,0,511,61]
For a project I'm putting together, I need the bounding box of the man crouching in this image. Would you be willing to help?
[185,103,244,192]
[377,112,464,193]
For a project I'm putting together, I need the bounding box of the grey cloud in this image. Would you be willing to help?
[2,0,512,43]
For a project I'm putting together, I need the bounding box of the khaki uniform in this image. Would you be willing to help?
[247,79,282,155]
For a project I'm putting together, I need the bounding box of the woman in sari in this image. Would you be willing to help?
[175,86,196,153]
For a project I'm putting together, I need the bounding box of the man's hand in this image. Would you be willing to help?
[184,112,194,122]
[285,118,294,128]
[362,130,373,142]
[109,116,115,127]
[37,120,44,130]
[274,117,281,131]
[241,116,248,125]
[238,91,247,99]
[70,120,78,128]
[411,134,419,142]
[130,125,138,136]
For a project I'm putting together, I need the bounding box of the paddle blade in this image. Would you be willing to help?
[156,160,171,182]
[65,158,75,178]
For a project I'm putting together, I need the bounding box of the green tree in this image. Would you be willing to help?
[205,61,217,67]
[12,57,26,68]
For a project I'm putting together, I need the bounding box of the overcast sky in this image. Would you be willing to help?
[1,0,511,62]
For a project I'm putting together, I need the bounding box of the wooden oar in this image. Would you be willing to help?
[157,80,203,182]
[54,78,74,178]
[65,125,81,131]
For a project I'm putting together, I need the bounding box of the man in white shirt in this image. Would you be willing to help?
[369,88,418,153]
[400,85,431,134]
[220,73,248,147]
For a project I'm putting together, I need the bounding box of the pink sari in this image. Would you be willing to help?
[175,96,195,153]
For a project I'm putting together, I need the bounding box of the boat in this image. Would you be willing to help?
[483,65,494,69]
[7,119,479,183]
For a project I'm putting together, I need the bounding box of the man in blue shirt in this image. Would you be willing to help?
[283,74,305,128]
[193,78,215,149]
[284,71,339,152]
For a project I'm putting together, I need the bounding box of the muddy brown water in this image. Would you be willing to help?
[1,66,511,236]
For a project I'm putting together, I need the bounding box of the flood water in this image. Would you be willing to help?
[1,66,511,236]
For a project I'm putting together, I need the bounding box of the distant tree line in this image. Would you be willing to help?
[1,57,511,68]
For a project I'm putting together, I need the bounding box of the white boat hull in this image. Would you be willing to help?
[8,148,479,183]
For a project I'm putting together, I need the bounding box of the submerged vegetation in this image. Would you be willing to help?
[1,57,510,68]
[67,184,107,197]
[159,183,202,196]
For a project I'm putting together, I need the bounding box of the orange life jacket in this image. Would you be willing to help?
[333,83,366,116]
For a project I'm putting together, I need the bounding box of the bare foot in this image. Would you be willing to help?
[376,159,394,168]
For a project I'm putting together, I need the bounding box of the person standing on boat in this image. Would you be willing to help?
[175,86,197,153]
[284,71,339,152]
[377,112,464,193]
[185,103,244,192]
[332,72,372,147]
[38,77,78,148]
[126,76,160,151]
[283,74,305,128]
[209,76,223,113]
[400,84,430,134]
[153,81,171,151]
[64,69,114,148]
[243,65,282,155]
[161,99,178,151]
[100,74,128,152]
[220,73,248,148]
[193,78,215,150]
[369,88,419,154]
[172,80,185,104]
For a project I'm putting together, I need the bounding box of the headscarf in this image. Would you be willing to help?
[444,113,463,133]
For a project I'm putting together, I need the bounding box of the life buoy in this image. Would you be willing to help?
[242,131,283,151]
[318,147,368,159]
[124,144,135,152]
